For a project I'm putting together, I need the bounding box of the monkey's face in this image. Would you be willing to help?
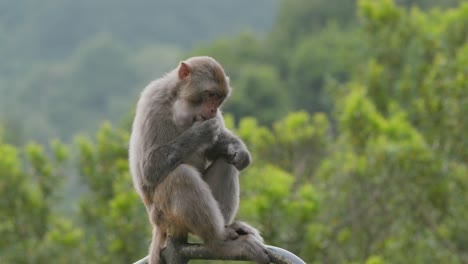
[194,90,225,121]
[182,76,229,123]
[175,58,230,126]
[173,89,226,128]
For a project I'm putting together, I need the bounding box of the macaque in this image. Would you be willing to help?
[129,56,269,264]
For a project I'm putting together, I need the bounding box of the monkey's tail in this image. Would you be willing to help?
[149,227,166,264]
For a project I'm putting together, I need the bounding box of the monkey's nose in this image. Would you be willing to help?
[208,109,217,118]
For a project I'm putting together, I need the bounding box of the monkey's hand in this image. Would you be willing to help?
[192,118,221,150]
[226,143,252,171]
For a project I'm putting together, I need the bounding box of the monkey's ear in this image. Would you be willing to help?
[178,62,191,80]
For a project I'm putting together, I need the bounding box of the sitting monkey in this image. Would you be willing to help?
[129,56,270,264]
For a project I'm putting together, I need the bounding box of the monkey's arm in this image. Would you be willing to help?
[142,137,189,187]
[206,129,252,171]
[142,119,220,187]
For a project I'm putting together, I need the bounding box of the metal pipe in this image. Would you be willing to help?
[133,237,306,264]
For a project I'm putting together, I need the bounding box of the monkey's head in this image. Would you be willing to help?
[175,56,231,124]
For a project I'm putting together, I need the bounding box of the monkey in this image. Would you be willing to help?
[129,56,270,264]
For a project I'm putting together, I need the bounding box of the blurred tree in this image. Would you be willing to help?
[226,64,289,124]
[270,0,356,55]
[54,35,141,137]
[288,23,361,113]
[395,0,461,9]
[232,112,327,256]
[357,0,467,161]
[0,135,84,263]
[0,0,277,143]
[312,87,465,263]
[75,122,149,263]
[301,1,468,262]
[9,34,144,142]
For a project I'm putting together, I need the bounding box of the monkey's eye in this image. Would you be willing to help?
[207,92,216,98]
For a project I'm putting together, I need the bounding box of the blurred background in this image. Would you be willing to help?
[0,0,466,263]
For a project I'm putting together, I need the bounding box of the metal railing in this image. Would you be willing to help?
[133,236,306,264]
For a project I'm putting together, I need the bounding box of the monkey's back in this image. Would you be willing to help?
[129,79,176,198]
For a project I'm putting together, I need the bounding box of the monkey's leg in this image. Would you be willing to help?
[204,159,265,243]
[158,164,269,264]
[147,164,227,264]
[147,225,166,264]
[159,164,227,240]
[203,158,239,224]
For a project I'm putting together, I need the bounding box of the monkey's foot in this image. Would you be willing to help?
[224,225,240,240]
[229,221,264,243]
[213,232,270,264]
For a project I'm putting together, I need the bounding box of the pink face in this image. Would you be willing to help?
[198,93,222,120]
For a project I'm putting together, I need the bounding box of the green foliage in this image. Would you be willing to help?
[234,1,466,262]
[0,136,80,263]
[357,0,468,163]
[240,165,318,254]
[35,218,84,264]
[288,24,362,113]
[76,122,148,263]
[237,111,331,183]
[10,35,145,142]
[270,0,356,55]
[227,64,289,124]
[316,90,457,262]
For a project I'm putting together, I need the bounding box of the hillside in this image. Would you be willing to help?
[0,0,278,143]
